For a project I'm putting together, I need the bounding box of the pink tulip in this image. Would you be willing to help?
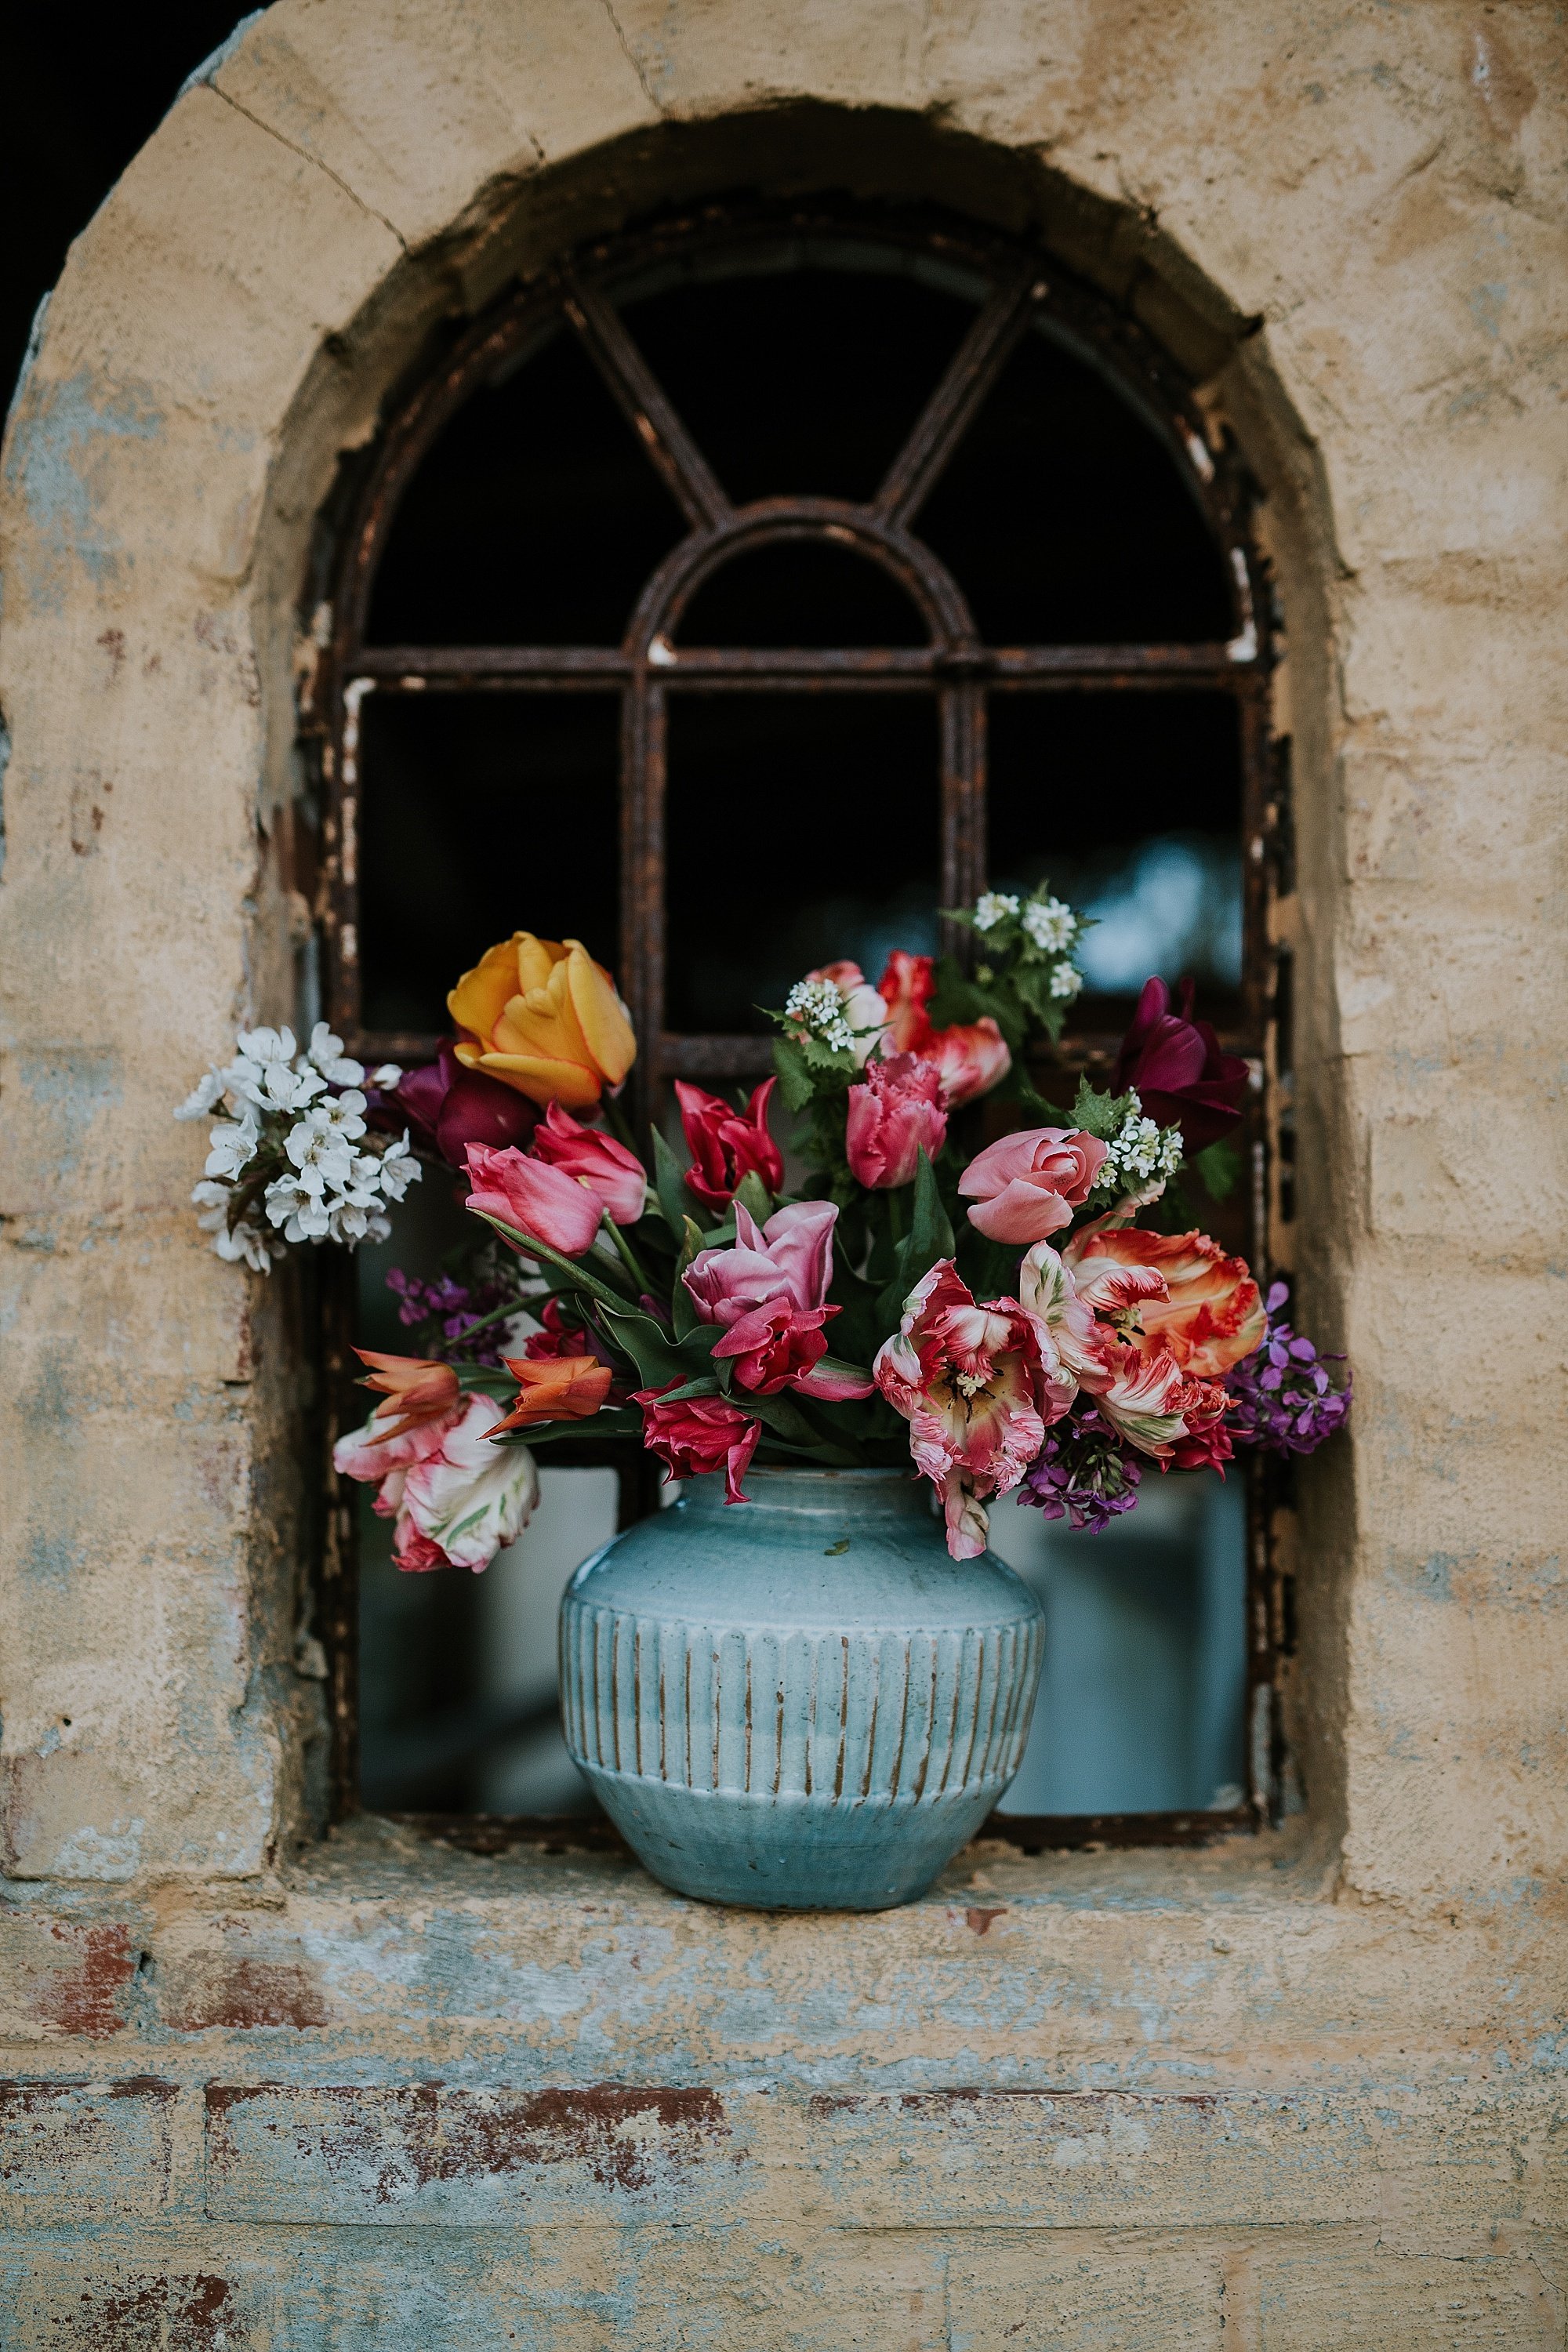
[959,1126,1108,1243]
[464,1142,604,1257]
[712,1300,838,1395]
[530,1101,647,1226]
[684,1200,839,1327]
[335,1391,539,1573]
[873,1261,1075,1559]
[1016,1238,1221,1467]
[845,1054,947,1189]
[920,1017,1012,1109]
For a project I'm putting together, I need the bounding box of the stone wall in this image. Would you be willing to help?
[0,2,1563,2339]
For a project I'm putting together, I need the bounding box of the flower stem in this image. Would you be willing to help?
[603,1214,652,1294]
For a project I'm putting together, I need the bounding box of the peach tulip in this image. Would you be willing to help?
[1064,1225,1265,1378]
[449,933,636,1110]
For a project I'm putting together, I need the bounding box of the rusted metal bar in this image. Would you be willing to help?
[873,265,1044,528]
[659,1034,777,1080]
[621,675,666,1134]
[562,276,731,532]
[939,678,987,961]
[347,641,1261,688]
[982,1807,1251,1851]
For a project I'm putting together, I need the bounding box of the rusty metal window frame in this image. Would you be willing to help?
[309,199,1287,1854]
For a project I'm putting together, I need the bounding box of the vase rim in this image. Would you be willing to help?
[678,1466,934,1515]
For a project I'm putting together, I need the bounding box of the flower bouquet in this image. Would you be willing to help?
[268,891,1349,1574]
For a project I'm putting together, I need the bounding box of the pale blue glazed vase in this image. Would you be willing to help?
[558,1466,1045,1911]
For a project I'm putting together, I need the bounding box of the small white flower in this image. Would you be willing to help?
[205,1113,260,1181]
[191,1178,233,1231]
[374,1134,421,1202]
[285,1120,355,1193]
[309,1088,368,1142]
[372,1064,404,1089]
[785,978,856,1055]
[974,891,1020,932]
[235,1025,296,1068]
[175,1072,225,1122]
[305,1022,365,1086]
[256,1060,327,1114]
[1048,960,1083,1002]
[263,1174,332,1241]
[1022,895,1076,954]
[212,1215,281,1274]
[325,1195,386,1246]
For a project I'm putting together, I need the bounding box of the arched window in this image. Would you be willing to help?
[313,201,1279,1842]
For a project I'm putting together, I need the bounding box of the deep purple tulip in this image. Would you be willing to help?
[1111,978,1248,1152]
[372,1040,536,1168]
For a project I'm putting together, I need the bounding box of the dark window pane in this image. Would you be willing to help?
[916,325,1234,643]
[677,540,927,647]
[665,695,938,1032]
[619,261,975,507]
[358,693,621,1035]
[987,691,1243,1033]
[367,327,687,645]
[989,1476,1247,1814]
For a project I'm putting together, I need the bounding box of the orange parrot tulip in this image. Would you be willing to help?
[448,934,636,1110]
[353,1350,463,1444]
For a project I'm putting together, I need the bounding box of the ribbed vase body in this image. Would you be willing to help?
[558,1467,1044,1910]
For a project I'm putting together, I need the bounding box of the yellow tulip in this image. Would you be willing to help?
[448,934,637,1109]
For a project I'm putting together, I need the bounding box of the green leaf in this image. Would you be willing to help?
[671,1218,705,1340]
[595,1301,686,1390]
[471,1214,632,1310]
[1069,1076,1126,1142]
[733,1169,774,1226]
[771,1034,818,1114]
[907,1148,956,1276]
[652,1126,706,1237]
[510,1407,644,1448]
[1193,1138,1240,1202]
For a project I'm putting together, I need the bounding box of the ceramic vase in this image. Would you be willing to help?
[558,1465,1044,1911]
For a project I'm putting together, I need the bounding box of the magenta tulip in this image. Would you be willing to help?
[387,1041,537,1166]
[1111,978,1247,1151]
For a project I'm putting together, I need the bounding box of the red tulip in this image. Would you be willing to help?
[674,1079,784,1207]
[1111,978,1247,1151]
[845,1053,947,1189]
[877,951,938,1052]
[711,1299,839,1396]
[633,1384,762,1504]
[390,1040,538,1166]
[464,1142,604,1257]
[530,1101,647,1225]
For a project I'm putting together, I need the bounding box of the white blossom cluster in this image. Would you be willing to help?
[1020,894,1076,955]
[176,1024,419,1272]
[1091,1091,1185,1196]
[1047,960,1083,1001]
[784,978,858,1056]
[973,891,1020,931]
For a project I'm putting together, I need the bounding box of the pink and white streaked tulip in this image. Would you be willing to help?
[844,1053,948,1189]
[335,1391,539,1572]
[684,1200,873,1400]
[464,1141,605,1258]
[958,1126,1109,1243]
[919,1016,1012,1109]
[873,1261,1075,1559]
[1016,1238,1229,1467]
[528,1100,648,1226]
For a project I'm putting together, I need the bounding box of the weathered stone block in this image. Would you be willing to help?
[202,2081,736,2223]
[0,2077,180,2223]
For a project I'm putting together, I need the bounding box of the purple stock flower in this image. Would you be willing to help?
[1224,1281,1350,1456]
[1017,1405,1144,1534]
[383,1268,517,1367]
